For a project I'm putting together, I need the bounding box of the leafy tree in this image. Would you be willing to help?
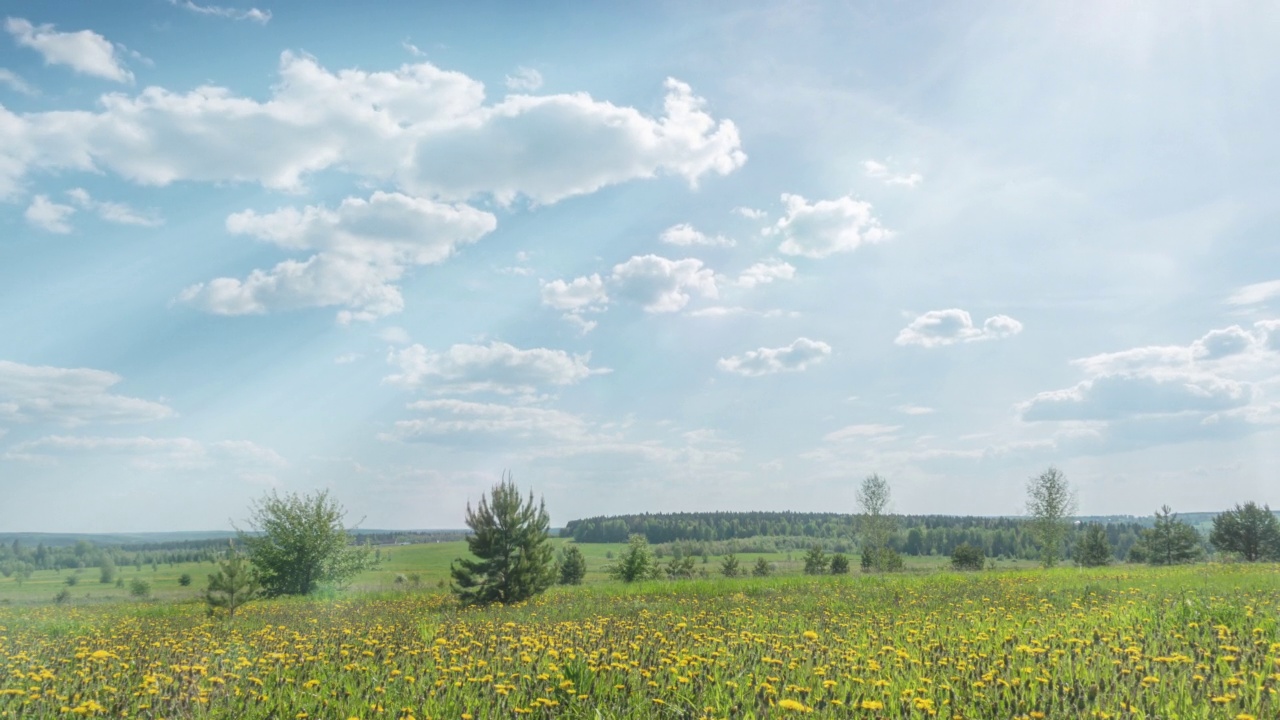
[861,546,904,572]
[752,557,772,577]
[1026,466,1077,567]
[204,544,260,618]
[1210,502,1280,562]
[451,475,556,606]
[951,543,984,571]
[1075,523,1112,567]
[829,553,850,574]
[1134,506,1203,566]
[129,578,151,599]
[720,553,740,578]
[64,574,78,587]
[557,544,587,585]
[609,534,657,583]
[98,555,116,584]
[803,544,828,575]
[240,489,374,597]
[857,474,896,572]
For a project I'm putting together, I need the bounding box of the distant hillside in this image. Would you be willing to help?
[0,529,470,549]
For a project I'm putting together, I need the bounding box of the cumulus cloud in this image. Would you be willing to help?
[1020,371,1253,422]
[609,255,718,313]
[540,274,608,312]
[66,188,162,226]
[504,66,542,92]
[659,223,734,247]
[734,260,795,289]
[0,360,174,427]
[384,341,605,394]
[717,337,832,377]
[166,0,272,23]
[5,18,133,83]
[179,191,496,322]
[4,434,285,470]
[894,309,1023,348]
[0,53,744,203]
[1226,279,1280,306]
[0,68,35,95]
[1191,325,1257,360]
[733,206,767,220]
[770,193,891,258]
[863,159,922,187]
[24,194,75,233]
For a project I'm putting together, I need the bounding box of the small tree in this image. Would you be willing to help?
[1026,466,1077,568]
[609,534,656,583]
[129,577,151,599]
[1134,506,1203,565]
[752,557,772,577]
[451,474,557,606]
[829,553,850,575]
[205,544,260,618]
[240,489,374,597]
[665,554,696,580]
[98,556,116,584]
[1075,524,1112,567]
[803,544,828,575]
[857,474,897,572]
[861,546,904,573]
[557,544,587,585]
[720,554,740,578]
[178,573,193,587]
[951,543,985,571]
[1210,502,1280,562]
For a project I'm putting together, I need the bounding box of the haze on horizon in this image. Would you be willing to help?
[2,1,1279,534]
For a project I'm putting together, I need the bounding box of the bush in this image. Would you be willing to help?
[830,553,850,574]
[129,578,151,599]
[752,557,772,577]
[54,589,72,605]
[64,575,78,587]
[178,573,192,587]
[861,546,904,573]
[951,543,985,571]
[608,535,657,583]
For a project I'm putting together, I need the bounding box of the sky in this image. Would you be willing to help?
[2,1,1279,532]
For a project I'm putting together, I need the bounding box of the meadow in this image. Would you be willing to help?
[2,562,1278,719]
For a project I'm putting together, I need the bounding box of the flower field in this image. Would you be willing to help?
[2,565,1278,719]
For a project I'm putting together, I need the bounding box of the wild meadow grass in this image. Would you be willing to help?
[1,563,1277,718]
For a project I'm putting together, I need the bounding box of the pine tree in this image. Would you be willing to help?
[557,544,587,585]
[451,474,556,605]
[720,553,740,578]
[803,544,828,575]
[608,534,656,582]
[1075,524,1112,567]
[204,543,260,618]
[829,553,850,574]
[1210,502,1280,561]
[1134,506,1203,565]
[752,557,772,577]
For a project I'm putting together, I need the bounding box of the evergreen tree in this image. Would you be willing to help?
[829,553,850,574]
[803,544,828,575]
[720,553,740,578]
[1210,502,1280,561]
[1075,523,1112,567]
[240,489,374,596]
[204,543,260,618]
[609,534,657,582]
[451,474,556,605]
[752,557,772,577]
[557,544,587,585]
[1134,506,1203,565]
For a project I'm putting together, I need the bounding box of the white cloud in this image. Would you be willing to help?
[179,191,496,322]
[659,222,734,247]
[770,193,891,258]
[734,260,795,289]
[1020,371,1253,422]
[1070,345,1192,375]
[1225,279,1280,306]
[687,306,797,318]
[823,423,900,443]
[0,54,744,203]
[4,18,132,83]
[610,255,718,313]
[66,188,162,227]
[0,360,174,427]
[895,309,1023,348]
[1191,325,1257,360]
[24,194,75,233]
[385,399,592,445]
[733,206,767,220]
[504,66,543,92]
[540,274,608,312]
[166,1,272,24]
[378,326,412,345]
[0,68,35,95]
[384,341,605,394]
[4,435,285,471]
[896,405,935,415]
[717,337,832,377]
[863,159,922,188]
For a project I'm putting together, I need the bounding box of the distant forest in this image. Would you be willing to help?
[563,511,1155,561]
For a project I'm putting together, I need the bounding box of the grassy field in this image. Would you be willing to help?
[1,562,1277,718]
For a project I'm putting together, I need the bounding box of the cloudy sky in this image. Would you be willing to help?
[2,1,1279,532]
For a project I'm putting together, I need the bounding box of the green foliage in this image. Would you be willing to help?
[950,543,984,571]
[829,553,850,575]
[204,544,259,618]
[1133,506,1203,566]
[557,545,587,586]
[720,553,740,578]
[752,557,772,577]
[802,544,828,575]
[240,489,374,597]
[1075,524,1112,567]
[665,554,696,580]
[1210,502,1280,562]
[64,574,78,587]
[98,556,116,584]
[450,475,556,606]
[1026,466,1077,568]
[608,535,657,583]
[129,578,151,598]
[861,546,904,573]
[857,474,897,571]
[53,588,71,604]
[178,573,192,587]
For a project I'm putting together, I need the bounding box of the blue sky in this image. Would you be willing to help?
[2,1,1278,532]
